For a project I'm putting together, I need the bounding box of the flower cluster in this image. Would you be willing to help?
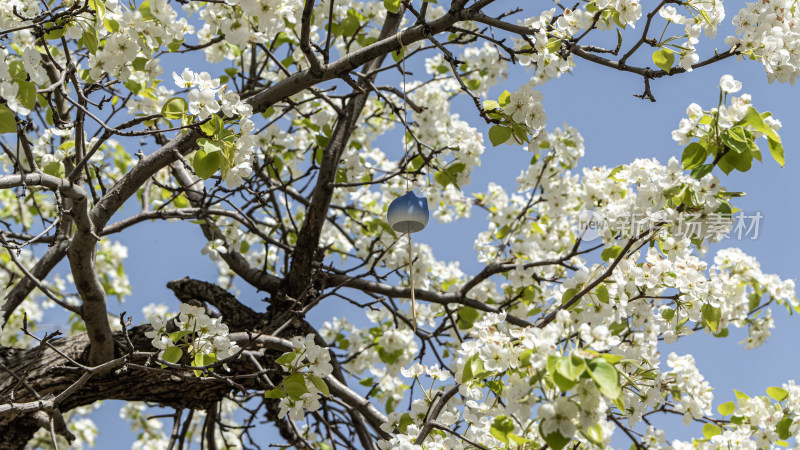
[672,75,781,145]
[460,42,508,96]
[173,69,251,121]
[0,45,46,118]
[515,9,574,83]
[613,0,643,27]
[659,0,726,71]
[190,0,301,54]
[146,303,241,365]
[726,0,800,84]
[667,352,714,425]
[274,334,334,421]
[87,0,192,84]
[170,69,256,188]
[502,81,547,134]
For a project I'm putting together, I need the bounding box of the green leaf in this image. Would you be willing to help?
[734,389,749,401]
[315,133,330,147]
[768,136,785,167]
[561,355,586,380]
[483,100,500,110]
[200,114,224,137]
[721,132,750,154]
[42,161,65,178]
[398,413,414,432]
[748,292,762,311]
[767,386,788,402]
[608,165,624,181]
[585,423,604,446]
[701,303,721,332]
[490,416,515,444]
[509,433,531,445]
[713,155,733,176]
[124,78,143,95]
[682,142,707,169]
[461,353,486,383]
[702,423,721,439]
[340,10,361,36]
[168,330,191,343]
[661,308,675,321]
[486,379,504,395]
[776,416,793,440]
[601,353,624,364]
[275,351,297,366]
[547,355,578,392]
[744,107,780,141]
[496,225,511,239]
[612,10,626,29]
[161,346,182,364]
[447,162,466,174]
[82,28,99,54]
[601,246,622,262]
[193,149,220,180]
[434,171,451,188]
[161,97,188,120]
[16,80,36,112]
[264,388,286,398]
[139,0,155,20]
[539,424,570,450]
[586,358,620,399]
[173,193,189,208]
[309,375,330,396]
[457,306,479,330]
[192,352,216,376]
[198,138,223,154]
[384,0,401,13]
[546,38,562,53]
[283,373,308,401]
[104,18,119,32]
[377,346,404,364]
[561,288,578,305]
[690,163,714,179]
[717,401,735,416]
[488,125,512,146]
[652,48,675,72]
[88,0,105,18]
[132,57,148,71]
[498,90,511,106]
[168,39,184,52]
[596,285,609,303]
[45,25,67,40]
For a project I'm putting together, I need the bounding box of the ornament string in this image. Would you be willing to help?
[397,32,417,331]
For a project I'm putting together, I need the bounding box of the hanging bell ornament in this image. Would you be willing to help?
[387,191,429,233]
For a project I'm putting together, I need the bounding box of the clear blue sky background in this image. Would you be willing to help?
[69,8,800,448]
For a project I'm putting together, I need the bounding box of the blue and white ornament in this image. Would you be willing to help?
[387,191,429,233]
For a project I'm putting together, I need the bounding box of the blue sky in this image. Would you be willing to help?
[77,7,800,448]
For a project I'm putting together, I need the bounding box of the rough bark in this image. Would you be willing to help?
[0,327,234,448]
